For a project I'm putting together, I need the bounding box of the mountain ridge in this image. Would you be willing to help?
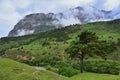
[8,6,120,37]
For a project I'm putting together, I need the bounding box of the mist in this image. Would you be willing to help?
[0,0,120,37]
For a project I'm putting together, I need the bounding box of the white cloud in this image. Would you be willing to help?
[12,0,32,9]
[104,0,120,10]
[61,17,80,26]
[0,0,120,37]
[0,0,22,37]
[0,0,86,38]
[91,0,120,10]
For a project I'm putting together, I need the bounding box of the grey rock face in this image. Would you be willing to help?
[8,6,115,37]
[8,13,62,37]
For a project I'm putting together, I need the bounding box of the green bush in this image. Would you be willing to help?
[54,61,70,68]
[46,65,58,73]
[45,62,79,77]
[58,66,79,77]
[84,60,120,75]
[23,53,63,66]
[71,62,80,70]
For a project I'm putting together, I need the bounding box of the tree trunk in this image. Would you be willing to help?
[80,55,84,73]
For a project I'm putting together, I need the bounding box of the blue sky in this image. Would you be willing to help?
[0,0,120,37]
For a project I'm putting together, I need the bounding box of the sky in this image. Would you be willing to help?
[0,0,120,37]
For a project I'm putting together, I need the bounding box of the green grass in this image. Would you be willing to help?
[1,19,120,71]
[1,19,120,60]
[0,58,67,80]
[1,19,120,79]
[0,58,120,80]
[69,72,120,80]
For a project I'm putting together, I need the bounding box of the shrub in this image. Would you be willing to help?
[71,62,80,70]
[46,65,58,73]
[84,60,120,75]
[58,66,79,77]
[54,61,70,68]
[42,41,50,46]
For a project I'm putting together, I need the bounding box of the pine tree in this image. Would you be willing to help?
[66,31,116,73]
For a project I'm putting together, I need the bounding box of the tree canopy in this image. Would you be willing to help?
[66,31,116,73]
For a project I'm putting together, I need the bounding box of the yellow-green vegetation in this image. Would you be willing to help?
[1,19,120,77]
[0,58,120,80]
[0,58,67,80]
[69,72,120,80]
[1,19,120,61]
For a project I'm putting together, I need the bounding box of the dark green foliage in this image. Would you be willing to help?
[117,38,120,46]
[43,62,79,77]
[66,31,116,73]
[66,31,99,59]
[78,31,98,44]
[0,35,37,56]
[27,59,79,77]
[0,19,120,77]
[58,66,79,77]
[84,60,120,75]
[24,52,63,66]
[42,41,50,46]
[93,40,116,60]
[71,62,80,70]
[46,65,59,73]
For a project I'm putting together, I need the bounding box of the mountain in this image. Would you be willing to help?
[1,19,120,78]
[2,19,120,62]
[8,6,119,37]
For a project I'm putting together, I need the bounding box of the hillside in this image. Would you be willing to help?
[0,58,67,80]
[69,72,120,80]
[0,58,120,80]
[1,19,120,60]
[0,19,120,77]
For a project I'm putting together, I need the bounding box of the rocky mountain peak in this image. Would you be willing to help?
[8,6,118,37]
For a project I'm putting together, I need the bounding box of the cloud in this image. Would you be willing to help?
[104,0,120,10]
[0,0,22,37]
[0,0,120,37]
[0,0,93,37]
[12,0,32,9]
[92,0,120,10]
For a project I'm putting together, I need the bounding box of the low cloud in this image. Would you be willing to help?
[0,0,120,37]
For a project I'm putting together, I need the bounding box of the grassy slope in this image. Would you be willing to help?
[0,19,120,64]
[0,19,120,80]
[0,58,67,80]
[69,73,120,80]
[11,19,120,59]
[0,58,120,80]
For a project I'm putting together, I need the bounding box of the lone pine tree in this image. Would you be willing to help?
[66,31,116,73]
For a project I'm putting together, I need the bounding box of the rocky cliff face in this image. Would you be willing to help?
[8,6,119,37]
[8,13,62,37]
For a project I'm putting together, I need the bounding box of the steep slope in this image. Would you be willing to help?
[0,59,120,80]
[8,13,63,37]
[1,19,120,62]
[0,58,67,80]
[1,19,120,78]
[8,5,120,37]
